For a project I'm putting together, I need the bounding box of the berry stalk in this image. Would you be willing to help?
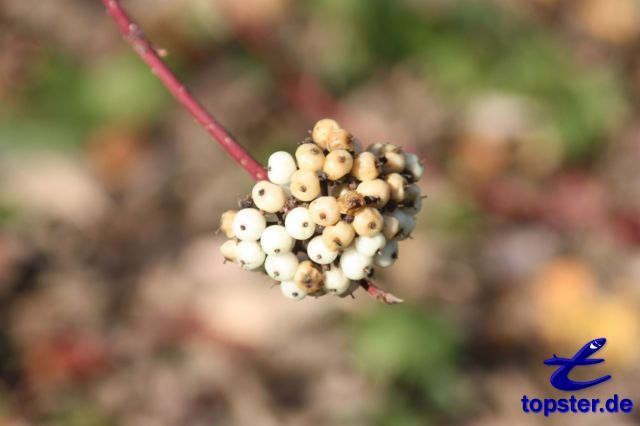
[100,0,266,181]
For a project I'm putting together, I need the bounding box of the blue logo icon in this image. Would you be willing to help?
[544,338,612,391]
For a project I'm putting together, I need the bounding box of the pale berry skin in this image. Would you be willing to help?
[220,239,239,262]
[404,152,425,180]
[219,210,237,238]
[352,207,384,237]
[351,152,379,181]
[322,220,356,251]
[375,240,398,267]
[294,260,324,293]
[295,143,325,172]
[340,247,373,280]
[385,173,407,203]
[280,280,306,300]
[268,151,297,185]
[237,241,266,270]
[260,225,294,255]
[323,150,353,181]
[265,252,299,281]
[382,214,401,240]
[233,208,266,241]
[312,118,340,149]
[355,233,386,257]
[285,207,315,240]
[307,235,339,265]
[309,196,340,227]
[326,128,353,151]
[356,179,390,208]
[382,150,406,174]
[252,181,287,213]
[290,169,321,202]
[323,267,351,295]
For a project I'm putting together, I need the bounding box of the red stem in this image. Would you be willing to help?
[101,0,266,181]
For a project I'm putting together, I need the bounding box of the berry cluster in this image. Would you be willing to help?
[219,119,424,301]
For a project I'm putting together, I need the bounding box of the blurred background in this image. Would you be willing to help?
[1,0,640,424]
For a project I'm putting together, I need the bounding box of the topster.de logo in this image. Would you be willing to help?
[544,337,612,391]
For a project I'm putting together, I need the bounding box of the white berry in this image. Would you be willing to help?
[306,235,339,265]
[264,252,299,281]
[237,241,266,270]
[268,151,297,185]
[355,233,386,257]
[252,181,287,213]
[232,208,266,241]
[339,247,373,280]
[260,225,294,255]
[375,240,398,267]
[323,267,351,295]
[280,280,306,300]
[285,207,315,240]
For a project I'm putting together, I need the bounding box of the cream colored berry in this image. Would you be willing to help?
[339,247,373,280]
[260,225,294,255]
[294,260,324,294]
[323,267,351,295]
[312,118,340,149]
[295,143,325,172]
[285,206,315,240]
[237,241,266,270]
[265,252,299,281]
[356,179,390,208]
[220,239,239,262]
[280,280,306,300]
[382,214,401,240]
[374,240,398,267]
[290,169,321,201]
[327,129,354,152]
[268,151,297,185]
[322,220,356,251]
[355,233,386,257]
[382,150,406,174]
[252,181,287,213]
[323,150,353,181]
[351,152,379,181]
[219,209,237,238]
[232,208,266,241]
[352,207,383,236]
[309,196,340,227]
[385,173,407,203]
[307,235,339,264]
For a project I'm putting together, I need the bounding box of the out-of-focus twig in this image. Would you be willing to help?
[361,280,404,304]
[100,0,266,181]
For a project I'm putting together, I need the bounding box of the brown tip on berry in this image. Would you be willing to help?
[319,212,327,219]
[258,189,265,196]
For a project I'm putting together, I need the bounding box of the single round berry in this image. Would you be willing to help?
[356,179,390,208]
[284,206,315,240]
[220,239,239,262]
[265,252,299,281]
[382,149,406,174]
[219,209,237,238]
[309,196,340,227]
[340,247,373,280]
[382,214,401,240]
[404,152,425,181]
[351,152,379,181]
[280,280,306,300]
[352,207,383,236]
[267,151,297,185]
[385,173,407,203]
[306,235,339,265]
[290,169,321,202]
[355,233,386,257]
[323,149,353,181]
[322,220,356,251]
[294,260,324,293]
[232,208,266,241]
[260,225,294,255]
[374,240,398,267]
[295,143,325,172]
[327,128,354,151]
[312,118,340,149]
[237,241,266,270]
[323,267,351,295]
[251,181,287,213]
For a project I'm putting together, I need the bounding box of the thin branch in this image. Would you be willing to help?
[101,0,266,181]
[361,281,404,304]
